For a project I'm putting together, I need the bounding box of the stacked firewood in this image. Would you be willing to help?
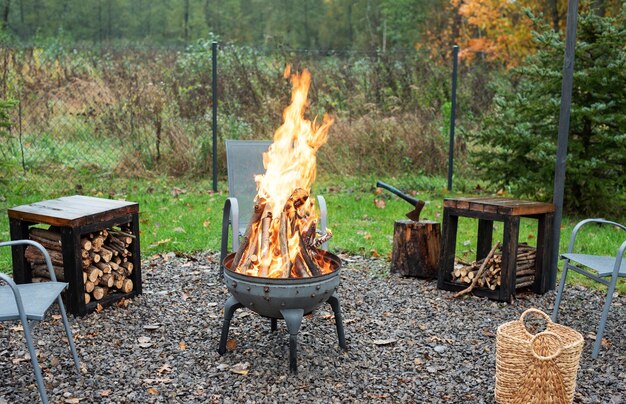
[452,243,537,291]
[24,226,135,304]
[232,189,332,278]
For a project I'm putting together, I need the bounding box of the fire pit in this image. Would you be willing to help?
[218,252,346,373]
[217,66,347,372]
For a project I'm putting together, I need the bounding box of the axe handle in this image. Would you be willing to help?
[376,181,420,206]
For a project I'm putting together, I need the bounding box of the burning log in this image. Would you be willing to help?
[231,188,333,278]
[451,243,538,293]
[279,212,292,278]
[232,200,266,270]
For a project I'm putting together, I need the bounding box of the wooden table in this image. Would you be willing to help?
[8,195,141,316]
[437,197,555,302]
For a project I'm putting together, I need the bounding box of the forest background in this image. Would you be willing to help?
[0,0,623,215]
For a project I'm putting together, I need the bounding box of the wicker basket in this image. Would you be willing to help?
[495,308,584,404]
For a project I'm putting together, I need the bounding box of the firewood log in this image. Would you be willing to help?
[113,274,125,290]
[92,286,108,300]
[109,230,135,243]
[232,199,267,270]
[85,266,100,282]
[81,238,92,251]
[24,245,64,267]
[31,264,65,281]
[121,261,133,275]
[28,234,62,251]
[122,279,133,293]
[299,235,321,276]
[89,252,101,263]
[99,247,113,263]
[99,273,114,288]
[30,228,62,243]
[84,293,91,304]
[279,211,292,278]
[91,236,104,252]
[454,242,501,298]
[84,280,95,293]
[257,209,273,277]
[95,262,112,274]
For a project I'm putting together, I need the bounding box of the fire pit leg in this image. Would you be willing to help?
[271,318,278,332]
[280,308,304,374]
[218,296,244,355]
[327,294,347,350]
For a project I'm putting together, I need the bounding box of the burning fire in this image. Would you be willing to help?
[230,67,334,278]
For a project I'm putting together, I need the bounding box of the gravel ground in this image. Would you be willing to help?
[0,252,624,403]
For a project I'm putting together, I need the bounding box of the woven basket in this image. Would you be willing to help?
[495,308,584,404]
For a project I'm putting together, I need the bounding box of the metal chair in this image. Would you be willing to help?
[0,240,80,404]
[551,218,626,358]
[220,139,328,264]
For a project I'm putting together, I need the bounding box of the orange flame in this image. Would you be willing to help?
[237,67,334,278]
[256,68,333,219]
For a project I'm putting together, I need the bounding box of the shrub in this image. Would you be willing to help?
[470,10,626,216]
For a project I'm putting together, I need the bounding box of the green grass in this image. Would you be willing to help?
[0,172,624,293]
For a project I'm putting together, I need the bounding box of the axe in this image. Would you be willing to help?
[376,181,425,222]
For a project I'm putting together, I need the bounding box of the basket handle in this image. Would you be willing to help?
[519,308,552,338]
[530,331,563,361]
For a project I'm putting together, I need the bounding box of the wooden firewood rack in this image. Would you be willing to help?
[8,195,142,316]
[437,197,555,302]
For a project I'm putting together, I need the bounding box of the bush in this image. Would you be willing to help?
[470,10,626,216]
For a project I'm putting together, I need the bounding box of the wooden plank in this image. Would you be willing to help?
[476,219,494,261]
[60,195,136,210]
[509,204,555,216]
[437,209,459,290]
[456,200,470,210]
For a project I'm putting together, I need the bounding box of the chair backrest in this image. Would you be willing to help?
[225,140,272,231]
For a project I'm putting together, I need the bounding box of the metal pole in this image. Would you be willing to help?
[550,0,579,288]
[447,45,459,192]
[212,42,218,192]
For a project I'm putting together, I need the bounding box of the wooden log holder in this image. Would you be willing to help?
[437,197,555,302]
[8,195,141,316]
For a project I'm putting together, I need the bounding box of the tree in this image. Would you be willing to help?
[469,10,626,215]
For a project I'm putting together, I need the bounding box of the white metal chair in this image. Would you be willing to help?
[551,218,626,358]
[0,240,80,404]
[220,139,328,264]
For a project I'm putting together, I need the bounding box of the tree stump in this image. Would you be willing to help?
[391,220,441,279]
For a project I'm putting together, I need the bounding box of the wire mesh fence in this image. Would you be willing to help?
[0,44,488,180]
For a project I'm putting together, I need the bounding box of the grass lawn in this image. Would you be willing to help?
[0,172,624,293]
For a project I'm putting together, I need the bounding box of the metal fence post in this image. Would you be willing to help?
[212,41,218,192]
[550,0,579,288]
[447,45,459,192]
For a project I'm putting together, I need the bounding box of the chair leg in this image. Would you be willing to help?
[18,316,48,404]
[592,277,618,359]
[56,297,80,372]
[551,260,570,322]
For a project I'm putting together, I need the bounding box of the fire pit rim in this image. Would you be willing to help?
[221,251,342,284]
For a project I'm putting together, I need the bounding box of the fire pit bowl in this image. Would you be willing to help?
[222,251,341,318]
[218,251,346,373]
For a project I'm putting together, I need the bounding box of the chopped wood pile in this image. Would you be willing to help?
[25,226,135,304]
[452,242,537,294]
